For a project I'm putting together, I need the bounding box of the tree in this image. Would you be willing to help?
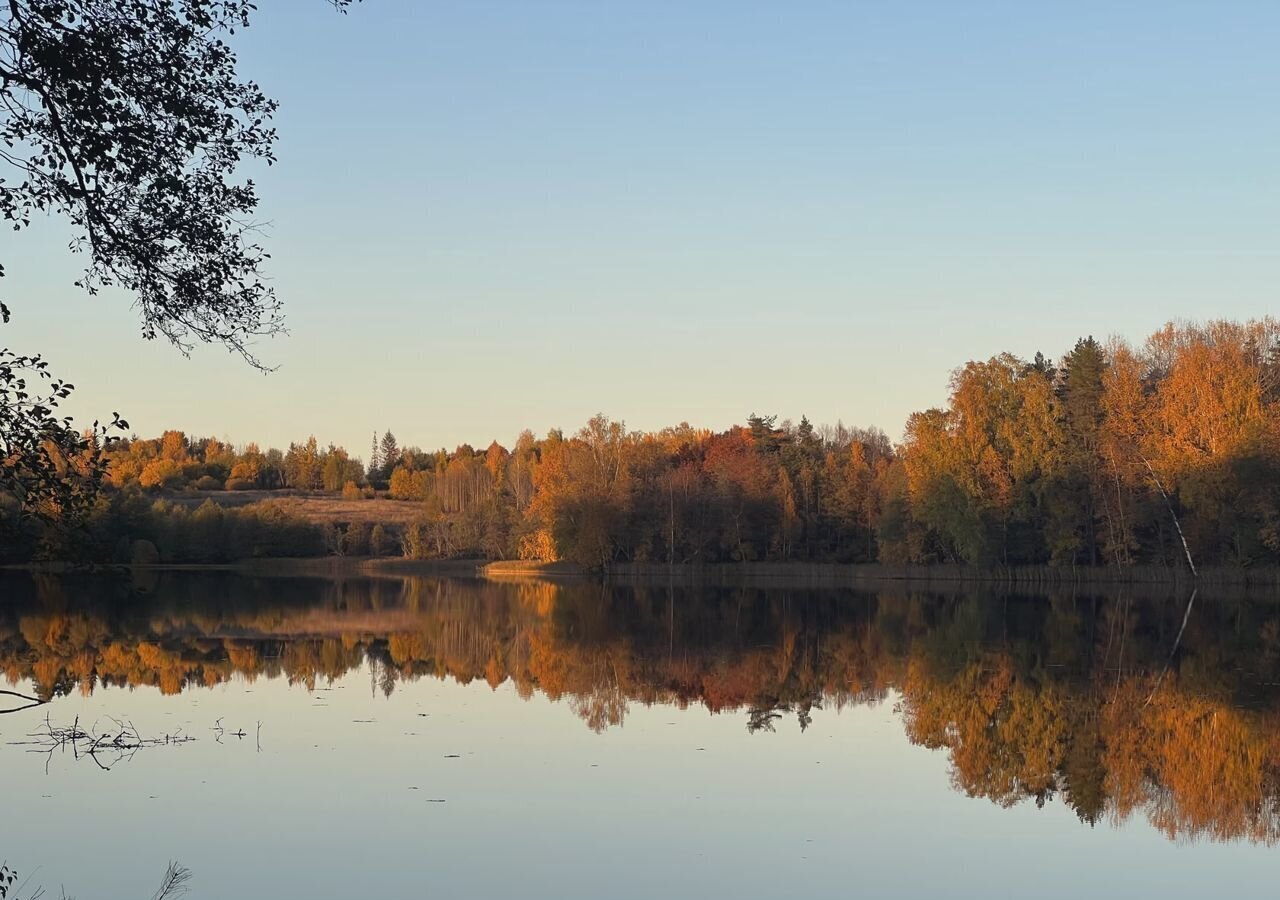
[1,0,352,548]
[367,431,382,483]
[342,520,370,555]
[0,0,308,363]
[283,437,322,490]
[1048,337,1108,565]
[369,523,388,556]
[229,442,265,487]
[379,430,399,480]
[321,444,361,492]
[1,314,124,549]
[139,458,183,490]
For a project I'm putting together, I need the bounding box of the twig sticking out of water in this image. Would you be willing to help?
[8,715,195,773]
[149,862,192,900]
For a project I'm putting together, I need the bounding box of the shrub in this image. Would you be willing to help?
[323,522,344,556]
[194,475,223,491]
[225,477,256,491]
[369,523,388,556]
[131,538,160,565]
[402,519,433,559]
[343,521,371,555]
[341,480,362,500]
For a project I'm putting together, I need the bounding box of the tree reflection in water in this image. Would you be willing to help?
[3,571,1280,844]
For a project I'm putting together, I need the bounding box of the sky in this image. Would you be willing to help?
[6,0,1279,459]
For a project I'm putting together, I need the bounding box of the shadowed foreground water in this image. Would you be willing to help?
[2,571,1278,898]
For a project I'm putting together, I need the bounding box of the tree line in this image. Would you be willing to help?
[4,317,1278,569]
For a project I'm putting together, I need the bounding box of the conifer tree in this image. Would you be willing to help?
[367,432,382,483]
[379,430,400,480]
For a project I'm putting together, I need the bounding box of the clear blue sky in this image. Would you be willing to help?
[7,0,1278,458]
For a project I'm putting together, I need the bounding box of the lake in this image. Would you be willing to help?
[1,570,1277,898]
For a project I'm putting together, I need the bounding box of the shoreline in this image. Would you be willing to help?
[7,558,1279,590]
[486,560,1279,589]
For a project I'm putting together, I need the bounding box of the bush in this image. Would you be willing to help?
[194,475,223,491]
[369,523,388,556]
[402,520,433,559]
[323,522,344,556]
[225,477,256,491]
[343,521,371,556]
[341,480,362,500]
[130,538,160,565]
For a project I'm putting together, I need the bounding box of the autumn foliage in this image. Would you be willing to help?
[5,318,1278,569]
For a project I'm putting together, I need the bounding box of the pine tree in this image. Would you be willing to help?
[379,430,400,480]
[367,431,381,482]
[1058,337,1106,447]
[1049,336,1108,565]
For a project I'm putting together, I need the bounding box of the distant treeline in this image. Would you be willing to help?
[4,318,1279,569]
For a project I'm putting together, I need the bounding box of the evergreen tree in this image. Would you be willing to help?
[1046,337,1107,565]
[1058,337,1107,446]
[379,430,400,480]
[367,431,381,482]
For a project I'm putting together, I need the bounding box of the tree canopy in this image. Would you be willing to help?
[1,0,349,539]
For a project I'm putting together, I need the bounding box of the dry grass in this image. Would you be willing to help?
[261,496,423,526]
[171,490,423,526]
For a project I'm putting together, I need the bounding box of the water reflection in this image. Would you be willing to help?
[3,571,1280,845]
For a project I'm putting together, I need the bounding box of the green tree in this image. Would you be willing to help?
[1048,336,1108,565]
[379,430,400,480]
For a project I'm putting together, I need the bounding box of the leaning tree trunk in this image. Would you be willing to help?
[1138,454,1197,578]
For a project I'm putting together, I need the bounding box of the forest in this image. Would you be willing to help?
[3,317,1278,570]
[5,573,1280,844]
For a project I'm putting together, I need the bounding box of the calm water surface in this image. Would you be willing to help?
[1,571,1277,898]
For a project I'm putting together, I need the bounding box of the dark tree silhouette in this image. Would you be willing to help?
[1,0,292,360]
[0,304,124,540]
[1,0,351,538]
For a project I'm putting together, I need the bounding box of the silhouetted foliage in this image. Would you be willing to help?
[1,0,353,558]
[1,302,125,549]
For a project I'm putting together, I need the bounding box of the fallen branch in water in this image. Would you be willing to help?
[8,714,196,773]
[0,689,46,716]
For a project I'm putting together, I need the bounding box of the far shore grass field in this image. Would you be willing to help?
[167,488,425,526]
